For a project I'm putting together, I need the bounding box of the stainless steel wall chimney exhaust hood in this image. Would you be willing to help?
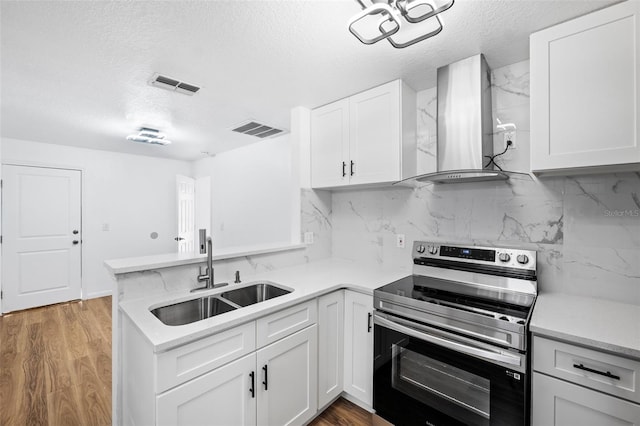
[399,54,509,184]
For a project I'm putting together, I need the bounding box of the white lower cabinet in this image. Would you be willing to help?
[532,335,640,426]
[317,291,345,408]
[257,325,318,426]
[532,372,640,426]
[124,292,377,426]
[157,353,257,426]
[158,325,317,426]
[343,290,374,406]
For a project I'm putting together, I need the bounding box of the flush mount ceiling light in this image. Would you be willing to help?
[126,127,172,146]
[348,0,453,48]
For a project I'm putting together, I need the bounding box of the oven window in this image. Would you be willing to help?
[391,344,490,423]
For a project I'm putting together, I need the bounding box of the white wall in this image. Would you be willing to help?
[1,138,192,299]
[192,135,293,250]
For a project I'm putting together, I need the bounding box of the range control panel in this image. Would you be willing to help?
[414,241,537,271]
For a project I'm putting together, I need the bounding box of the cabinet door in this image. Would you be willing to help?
[157,353,256,426]
[317,291,345,408]
[532,372,640,426]
[257,325,318,426]
[343,291,373,406]
[311,99,350,188]
[530,1,640,173]
[349,80,401,185]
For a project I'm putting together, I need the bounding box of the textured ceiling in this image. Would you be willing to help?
[0,0,619,161]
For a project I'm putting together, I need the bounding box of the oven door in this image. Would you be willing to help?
[373,313,528,426]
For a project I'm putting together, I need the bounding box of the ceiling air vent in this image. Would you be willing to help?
[231,120,287,139]
[149,73,201,96]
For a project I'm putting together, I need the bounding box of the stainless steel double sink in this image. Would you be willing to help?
[150,283,292,326]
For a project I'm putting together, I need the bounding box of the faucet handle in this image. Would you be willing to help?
[197,266,209,281]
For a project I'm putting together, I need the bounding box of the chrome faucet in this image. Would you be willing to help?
[191,233,227,292]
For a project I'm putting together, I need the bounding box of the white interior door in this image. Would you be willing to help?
[176,175,195,253]
[2,165,82,313]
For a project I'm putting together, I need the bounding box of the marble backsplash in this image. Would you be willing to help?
[332,60,640,305]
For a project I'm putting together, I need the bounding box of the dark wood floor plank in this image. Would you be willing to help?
[59,303,90,360]
[41,305,75,393]
[84,298,112,342]
[73,355,111,426]
[310,398,373,426]
[70,300,106,344]
[0,312,28,425]
[47,386,85,426]
[23,323,48,426]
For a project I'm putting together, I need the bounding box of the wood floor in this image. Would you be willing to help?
[310,398,373,426]
[0,297,112,426]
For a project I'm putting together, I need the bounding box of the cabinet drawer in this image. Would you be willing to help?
[257,300,317,348]
[156,321,256,393]
[533,336,640,403]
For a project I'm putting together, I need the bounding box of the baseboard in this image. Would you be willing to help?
[316,394,342,415]
[340,392,374,413]
[84,289,113,299]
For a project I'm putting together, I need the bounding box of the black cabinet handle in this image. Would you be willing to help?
[342,161,346,177]
[350,160,355,176]
[368,312,372,332]
[262,364,268,390]
[249,371,255,398]
[573,363,620,380]
[72,240,79,245]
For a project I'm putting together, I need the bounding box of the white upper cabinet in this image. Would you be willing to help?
[311,80,416,189]
[530,0,640,174]
[311,99,350,188]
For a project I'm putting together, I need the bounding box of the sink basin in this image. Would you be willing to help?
[151,296,237,326]
[220,283,291,307]
[150,282,292,326]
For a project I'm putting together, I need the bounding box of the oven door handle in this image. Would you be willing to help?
[374,314,521,367]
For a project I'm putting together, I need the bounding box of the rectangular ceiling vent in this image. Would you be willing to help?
[149,73,201,96]
[231,120,287,139]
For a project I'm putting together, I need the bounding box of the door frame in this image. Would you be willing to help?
[1,160,85,314]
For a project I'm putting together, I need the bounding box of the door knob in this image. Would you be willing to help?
[72,240,79,245]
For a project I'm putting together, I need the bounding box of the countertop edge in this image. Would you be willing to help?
[105,243,306,275]
[530,293,640,360]
[530,326,640,360]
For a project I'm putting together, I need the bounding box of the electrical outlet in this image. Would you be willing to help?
[396,234,405,249]
[504,131,517,149]
[304,231,314,244]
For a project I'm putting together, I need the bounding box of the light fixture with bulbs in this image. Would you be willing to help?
[126,127,172,146]
[348,0,454,48]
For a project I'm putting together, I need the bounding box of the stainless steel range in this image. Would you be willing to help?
[372,241,537,426]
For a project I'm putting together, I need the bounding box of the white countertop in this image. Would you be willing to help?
[119,258,409,352]
[105,242,306,275]
[530,293,640,359]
